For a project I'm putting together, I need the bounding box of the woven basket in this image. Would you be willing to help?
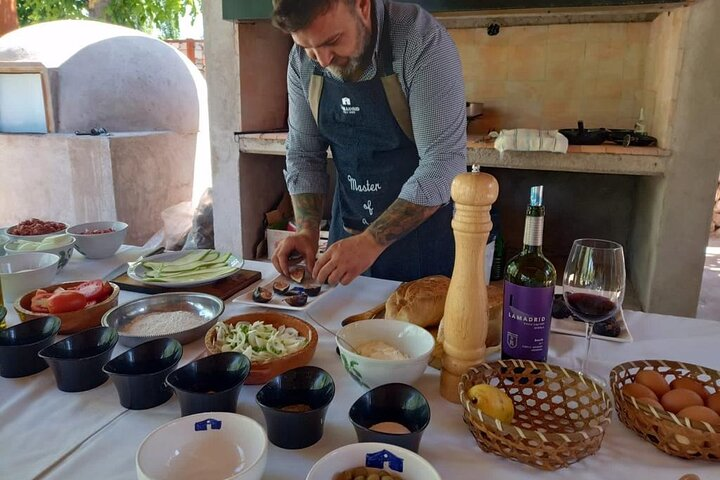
[460,360,613,471]
[609,359,720,461]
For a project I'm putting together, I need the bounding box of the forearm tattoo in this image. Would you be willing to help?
[291,193,324,232]
[367,199,439,247]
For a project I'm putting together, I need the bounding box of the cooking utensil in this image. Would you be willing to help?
[340,303,386,327]
[606,129,658,147]
[466,102,484,121]
[559,121,608,145]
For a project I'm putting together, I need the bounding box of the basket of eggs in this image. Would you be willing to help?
[610,359,720,461]
[460,360,613,471]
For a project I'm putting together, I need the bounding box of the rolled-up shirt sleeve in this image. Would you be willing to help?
[397,24,467,207]
[284,48,330,196]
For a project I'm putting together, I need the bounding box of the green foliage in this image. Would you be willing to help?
[16,0,200,39]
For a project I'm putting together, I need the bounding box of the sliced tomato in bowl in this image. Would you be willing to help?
[30,290,53,313]
[47,291,87,314]
[72,280,106,302]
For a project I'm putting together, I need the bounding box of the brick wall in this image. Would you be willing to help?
[448,23,650,134]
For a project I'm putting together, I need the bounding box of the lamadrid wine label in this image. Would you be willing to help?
[523,216,544,246]
[502,282,554,362]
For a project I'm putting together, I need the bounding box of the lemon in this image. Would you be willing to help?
[467,384,514,423]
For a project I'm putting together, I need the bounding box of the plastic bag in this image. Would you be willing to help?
[161,201,193,251]
[183,188,214,250]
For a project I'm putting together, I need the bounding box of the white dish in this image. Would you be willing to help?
[136,412,267,480]
[127,251,243,288]
[336,319,435,389]
[0,252,59,303]
[232,273,333,312]
[306,442,440,480]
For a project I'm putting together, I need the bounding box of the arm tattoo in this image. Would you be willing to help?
[367,199,439,247]
[291,193,324,232]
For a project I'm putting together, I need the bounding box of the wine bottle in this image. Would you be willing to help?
[501,186,556,362]
[490,209,505,282]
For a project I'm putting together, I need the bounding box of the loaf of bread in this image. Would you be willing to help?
[384,275,451,328]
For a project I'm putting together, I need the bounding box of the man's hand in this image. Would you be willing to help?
[272,230,320,276]
[313,231,384,285]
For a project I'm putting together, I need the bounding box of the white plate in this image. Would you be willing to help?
[127,251,243,288]
[550,287,633,343]
[233,273,333,311]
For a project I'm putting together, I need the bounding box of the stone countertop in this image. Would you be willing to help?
[237,132,670,176]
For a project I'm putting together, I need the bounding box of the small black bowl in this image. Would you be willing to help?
[103,338,183,410]
[38,326,118,392]
[256,366,335,449]
[349,382,431,453]
[166,352,250,417]
[0,316,61,378]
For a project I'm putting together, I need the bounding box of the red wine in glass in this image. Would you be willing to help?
[566,292,619,323]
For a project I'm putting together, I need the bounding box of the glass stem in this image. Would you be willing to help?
[581,321,593,375]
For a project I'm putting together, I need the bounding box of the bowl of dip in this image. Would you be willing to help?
[336,319,435,389]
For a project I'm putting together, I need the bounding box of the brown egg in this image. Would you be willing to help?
[634,370,671,398]
[622,382,659,402]
[661,388,704,414]
[636,397,664,410]
[677,405,720,426]
[670,377,709,402]
[707,392,720,415]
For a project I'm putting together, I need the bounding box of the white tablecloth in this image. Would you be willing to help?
[1,251,719,480]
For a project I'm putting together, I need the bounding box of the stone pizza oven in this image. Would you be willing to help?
[0,20,210,245]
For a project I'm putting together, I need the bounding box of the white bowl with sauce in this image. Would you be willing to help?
[136,412,267,480]
[336,319,435,389]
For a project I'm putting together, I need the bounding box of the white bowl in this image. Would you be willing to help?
[337,319,435,389]
[306,442,441,480]
[0,234,8,256]
[67,221,128,259]
[0,253,59,303]
[4,237,75,271]
[5,223,68,242]
[136,412,267,480]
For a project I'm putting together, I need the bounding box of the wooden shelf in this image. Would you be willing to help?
[236,132,670,177]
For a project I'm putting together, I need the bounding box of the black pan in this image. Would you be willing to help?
[559,121,608,145]
[606,129,657,147]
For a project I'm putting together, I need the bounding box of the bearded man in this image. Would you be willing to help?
[271,0,467,284]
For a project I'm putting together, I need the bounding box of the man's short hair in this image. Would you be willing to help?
[272,0,354,33]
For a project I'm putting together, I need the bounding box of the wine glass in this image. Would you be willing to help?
[563,239,625,380]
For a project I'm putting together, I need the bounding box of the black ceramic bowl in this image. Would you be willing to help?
[166,352,250,417]
[103,338,183,410]
[256,366,335,449]
[38,326,118,392]
[349,382,431,453]
[0,316,61,378]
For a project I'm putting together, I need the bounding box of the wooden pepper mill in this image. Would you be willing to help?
[440,166,499,403]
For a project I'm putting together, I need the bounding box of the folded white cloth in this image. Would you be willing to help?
[494,129,568,154]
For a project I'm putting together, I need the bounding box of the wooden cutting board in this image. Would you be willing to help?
[111,269,262,300]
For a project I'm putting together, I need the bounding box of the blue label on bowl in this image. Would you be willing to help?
[366,450,403,472]
[195,418,222,431]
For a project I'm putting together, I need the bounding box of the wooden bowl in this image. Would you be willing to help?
[610,359,720,461]
[460,360,613,471]
[204,311,318,385]
[14,281,120,334]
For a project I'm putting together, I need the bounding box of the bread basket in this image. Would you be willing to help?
[610,359,720,461]
[460,360,613,471]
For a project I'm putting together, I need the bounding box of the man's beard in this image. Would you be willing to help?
[326,12,372,80]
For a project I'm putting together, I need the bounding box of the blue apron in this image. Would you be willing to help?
[313,4,454,282]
